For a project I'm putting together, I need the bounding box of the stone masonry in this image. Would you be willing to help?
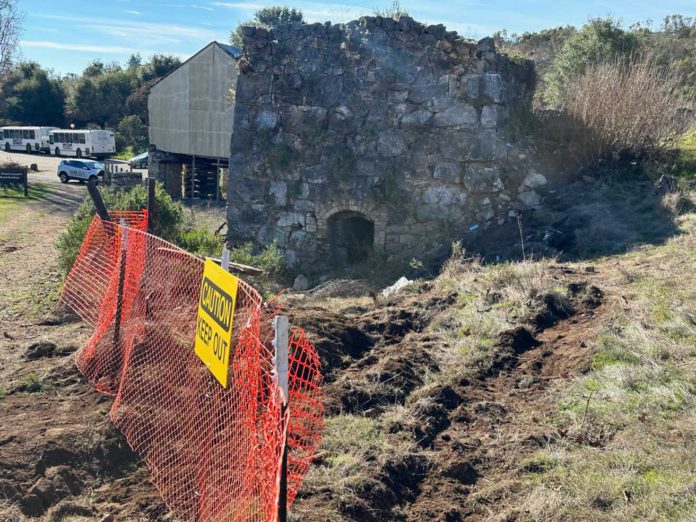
[227,16,540,270]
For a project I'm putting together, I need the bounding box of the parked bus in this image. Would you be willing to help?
[1,126,58,153]
[49,129,116,159]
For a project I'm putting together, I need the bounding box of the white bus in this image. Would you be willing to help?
[49,129,116,159]
[1,126,58,153]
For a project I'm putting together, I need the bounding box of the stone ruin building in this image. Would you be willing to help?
[147,18,545,271]
[226,16,543,270]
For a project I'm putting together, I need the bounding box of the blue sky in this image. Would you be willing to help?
[16,0,696,75]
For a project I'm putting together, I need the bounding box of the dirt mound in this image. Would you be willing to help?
[291,274,607,521]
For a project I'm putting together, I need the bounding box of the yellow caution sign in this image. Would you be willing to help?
[194,259,239,388]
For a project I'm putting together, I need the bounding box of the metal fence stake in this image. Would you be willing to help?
[273,315,289,522]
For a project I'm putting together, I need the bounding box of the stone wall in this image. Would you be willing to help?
[227,16,540,270]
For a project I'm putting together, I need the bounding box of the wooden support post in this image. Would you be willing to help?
[191,155,196,201]
[113,219,128,350]
[273,315,289,522]
[147,177,156,233]
[87,179,111,221]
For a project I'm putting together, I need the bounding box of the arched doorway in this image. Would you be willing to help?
[328,211,375,265]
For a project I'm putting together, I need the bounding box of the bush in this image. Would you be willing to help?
[57,182,183,273]
[544,17,643,106]
[180,228,222,257]
[229,241,287,283]
[56,184,287,289]
[558,56,694,168]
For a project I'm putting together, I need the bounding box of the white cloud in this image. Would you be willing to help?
[212,1,368,22]
[125,10,141,15]
[33,13,220,46]
[21,40,190,59]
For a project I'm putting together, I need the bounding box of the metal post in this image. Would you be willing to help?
[147,177,156,234]
[273,315,289,522]
[87,179,111,221]
[113,219,128,349]
[220,246,230,271]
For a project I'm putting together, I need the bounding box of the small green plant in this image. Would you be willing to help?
[56,182,183,274]
[230,241,287,282]
[180,228,222,256]
[19,373,50,393]
[374,0,408,20]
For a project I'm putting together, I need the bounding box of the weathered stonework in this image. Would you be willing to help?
[227,16,537,269]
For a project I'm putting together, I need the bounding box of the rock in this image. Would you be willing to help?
[377,131,407,156]
[292,274,310,292]
[433,162,461,183]
[441,460,480,484]
[381,276,413,297]
[276,212,305,228]
[0,479,21,502]
[482,73,503,102]
[269,181,287,206]
[45,466,81,496]
[523,171,547,189]
[29,477,56,506]
[255,110,278,129]
[423,185,467,206]
[518,190,542,208]
[463,166,504,193]
[401,109,433,126]
[480,105,498,128]
[433,105,477,127]
[21,494,44,517]
[25,342,56,360]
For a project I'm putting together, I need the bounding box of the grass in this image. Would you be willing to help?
[673,129,696,180]
[513,206,696,521]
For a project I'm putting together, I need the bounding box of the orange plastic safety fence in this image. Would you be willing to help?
[60,214,323,521]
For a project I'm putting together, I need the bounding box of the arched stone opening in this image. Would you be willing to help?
[328,211,375,265]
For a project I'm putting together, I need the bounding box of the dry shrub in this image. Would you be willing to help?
[560,55,694,168]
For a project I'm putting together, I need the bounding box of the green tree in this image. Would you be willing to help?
[127,53,142,69]
[230,6,304,47]
[544,17,643,105]
[1,62,65,125]
[140,54,181,82]
[117,114,148,152]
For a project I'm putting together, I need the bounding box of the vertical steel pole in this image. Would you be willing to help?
[273,315,289,522]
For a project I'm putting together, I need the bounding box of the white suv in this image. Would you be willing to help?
[57,160,104,184]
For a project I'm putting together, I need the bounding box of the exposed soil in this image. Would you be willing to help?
[1,178,610,521]
[290,269,608,521]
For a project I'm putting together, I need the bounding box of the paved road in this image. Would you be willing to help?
[0,150,147,186]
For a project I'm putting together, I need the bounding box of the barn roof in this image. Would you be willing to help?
[150,41,240,91]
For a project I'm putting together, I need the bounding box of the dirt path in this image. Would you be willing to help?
[0,184,166,521]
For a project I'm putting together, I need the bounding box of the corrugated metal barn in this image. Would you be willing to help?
[148,41,240,200]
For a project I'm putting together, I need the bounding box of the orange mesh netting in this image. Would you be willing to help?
[61,214,323,521]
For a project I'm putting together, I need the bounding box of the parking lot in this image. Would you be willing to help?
[0,150,147,186]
